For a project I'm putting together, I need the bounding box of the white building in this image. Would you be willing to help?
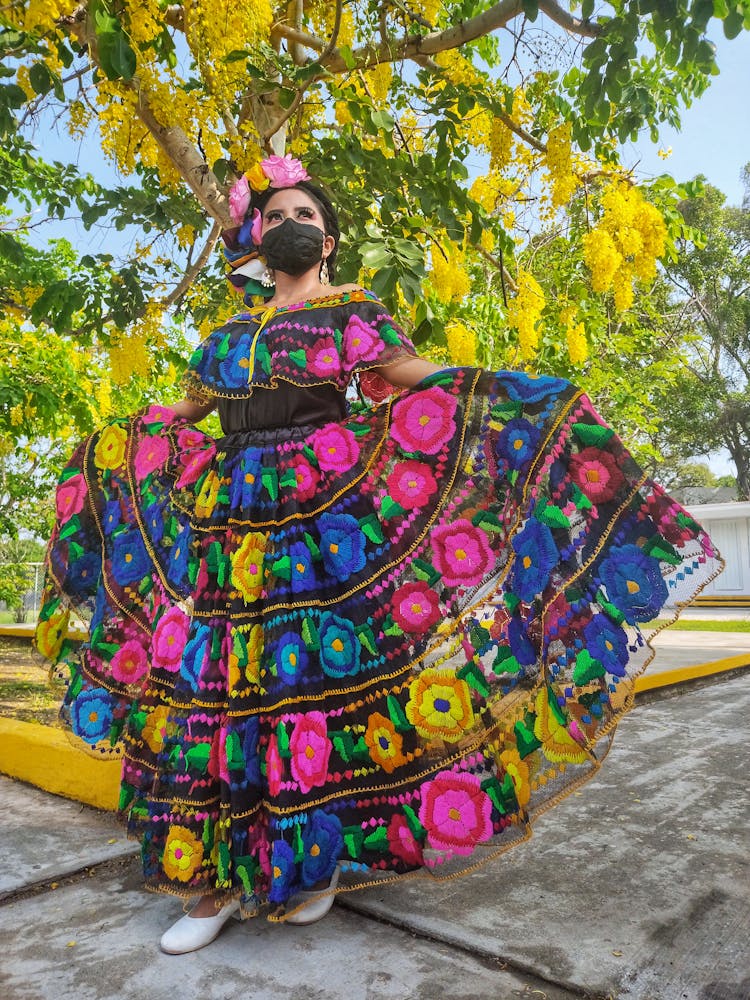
[686,501,750,602]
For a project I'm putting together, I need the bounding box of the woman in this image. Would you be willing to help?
[37,155,720,955]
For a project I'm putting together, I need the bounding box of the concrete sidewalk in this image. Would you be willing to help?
[1,675,748,1000]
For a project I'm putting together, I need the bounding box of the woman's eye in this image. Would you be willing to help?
[297,207,314,218]
[266,211,282,221]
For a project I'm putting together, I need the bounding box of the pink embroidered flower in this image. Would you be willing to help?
[218,727,230,784]
[307,336,342,379]
[419,770,493,857]
[391,580,441,634]
[262,154,310,188]
[266,733,283,797]
[359,369,393,403]
[151,606,190,672]
[229,173,251,224]
[289,711,331,794]
[175,447,216,489]
[431,519,494,588]
[288,454,320,502]
[142,405,175,424]
[569,447,624,504]
[391,387,457,455]
[343,314,385,365]
[386,460,438,508]
[134,435,170,479]
[311,424,359,474]
[177,427,207,451]
[387,813,424,866]
[56,473,86,522]
[109,639,148,685]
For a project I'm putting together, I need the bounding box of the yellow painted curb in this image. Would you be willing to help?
[0,718,120,811]
[635,653,750,693]
[0,624,87,641]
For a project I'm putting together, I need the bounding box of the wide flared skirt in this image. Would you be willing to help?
[37,368,720,917]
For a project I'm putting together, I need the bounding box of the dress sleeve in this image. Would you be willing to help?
[340,296,418,379]
[180,332,221,404]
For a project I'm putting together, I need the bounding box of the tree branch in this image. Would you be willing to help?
[160,220,222,309]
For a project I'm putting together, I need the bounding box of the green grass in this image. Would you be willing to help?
[650,618,750,632]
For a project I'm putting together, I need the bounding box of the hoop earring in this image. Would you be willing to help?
[320,258,330,286]
[261,266,275,288]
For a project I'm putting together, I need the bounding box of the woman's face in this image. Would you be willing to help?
[261,188,327,237]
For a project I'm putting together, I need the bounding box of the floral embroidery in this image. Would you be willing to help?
[391,387,457,455]
[386,460,438,508]
[163,825,204,883]
[391,581,441,634]
[364,712,407,773]
[419,770,493,857]
[290,712,331,794]
[431,519,494,588]
[406,668,475,742]
[311,424,359,473]
[55,473,86,523]
[231,531,268,604]
[151,607,190,673]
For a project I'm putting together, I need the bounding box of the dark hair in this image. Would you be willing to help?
[251,181,341,280]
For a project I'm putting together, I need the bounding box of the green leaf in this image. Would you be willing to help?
[97,30,137,82]
[28,62,53,97]
[571,422,614,447]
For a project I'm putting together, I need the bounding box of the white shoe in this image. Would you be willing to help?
[284,866,341,925]
[160,898,240,954]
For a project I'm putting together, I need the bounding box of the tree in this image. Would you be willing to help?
[1,2,749,514]
[654,176,750,498]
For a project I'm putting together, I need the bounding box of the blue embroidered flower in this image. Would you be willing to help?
[301,810,343,887]
[511,518,559,603]
[508,613,538,666]
[269,838,298,903]
[103,500,121,536]
[496,418,540,471]
[599,544,668,624]
[498,371,568,404]
[180,623,212,687]
[167,527,192,588]
[110,531,151,586]
[318,613,361,678]
[583,615,629,676]
[318,512,367,582]
[275,632,308,686]
[70,688,113,744]
[290,541,316,594]
[229,448,263,508]
[241,716,261,785]
[67,552,100,596]
[219,334,255,389]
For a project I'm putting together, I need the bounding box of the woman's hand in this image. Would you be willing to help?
[376,356,444,389]
[169,398,216,422]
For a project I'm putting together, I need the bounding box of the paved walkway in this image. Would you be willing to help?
[1,674,748,1000]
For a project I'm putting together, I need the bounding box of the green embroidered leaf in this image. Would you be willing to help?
[643,534,681,566]
[293,823,305,862]
[226,731,245,770]
[472,509,503,532]
[333,327,343,352]
[351,736,371,760]
[572,649,606,685]
[303,532,322,561]
[256,342,272,375]
[597,590,626,625]
[343,826,365,858]
[468,624,492,652]
[303,446,319,467]
[380,495,406,520]
[570,483,593,511]
[363,825,390,851]
[536,503,571,529]
[276,721,291,758]
[572,422,614,447]
[503,592,520,614]
[492,646,521,675]
[261,467,278,500]
[289,348,307,368]
[118,782,135,812]
[332,731,355,763]
[359,514,385,545]
[411,558,441,586]
[387,693,413,733]
[217,842,231,884]
[457,660,490,697]
[59,516,81,541]
[185,743,211,774]
[383,613,404,637]
[402,803,426,840]
[355,623,377,656]
[215,332,231,360]
[514,718,541,758]
[272,555,291,580]
[379,323,402,346]
[490,400,523,421]
[301,617,320,651]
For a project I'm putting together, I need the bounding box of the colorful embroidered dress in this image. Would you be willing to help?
[38,289,719,917]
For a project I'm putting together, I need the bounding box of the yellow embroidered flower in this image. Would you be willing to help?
[406,668,475,743]
[193,470,221,518]
[533,688,589,764]
[162,825,204,883]
[93,423,127,471]
[499,747,531,807]
[35,606,70,660]
[364,712,407,774]
[231,532,267,604]
[245,624,263,685]
[142,705,174,755]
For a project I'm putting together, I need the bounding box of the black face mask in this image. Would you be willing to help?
[260,218,325,277]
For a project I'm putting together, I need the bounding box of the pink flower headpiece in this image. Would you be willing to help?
[228,154,311,226]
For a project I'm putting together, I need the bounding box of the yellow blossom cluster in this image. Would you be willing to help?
[23,0,67,33]
[176,225,196,251]
[428,241,471,304]
[582,180,668,312]
[67,100,91,140]
[124,0,161,46]
[109,329,151,384]
[560,304,588,365]
[445,321,477,365]
[506,269,545,360]
[544,122,579,210]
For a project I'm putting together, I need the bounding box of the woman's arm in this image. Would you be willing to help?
[375,355,444,389]
[170,398,216,422]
